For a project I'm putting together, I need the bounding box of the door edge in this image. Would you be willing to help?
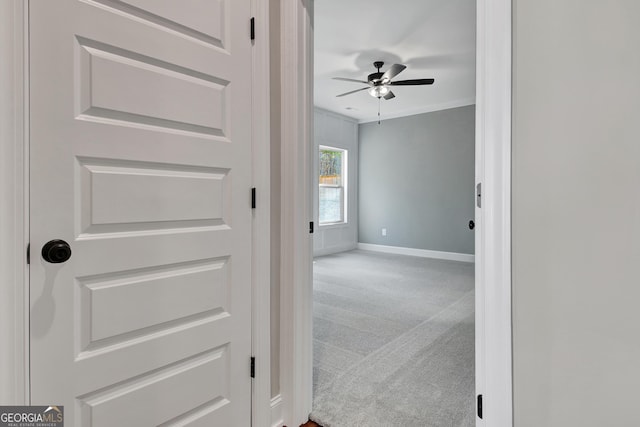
[250,0,273,425]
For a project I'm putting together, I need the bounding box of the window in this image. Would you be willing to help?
[319,146,347,224]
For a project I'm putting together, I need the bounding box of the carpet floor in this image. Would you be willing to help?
[310,250,475,427]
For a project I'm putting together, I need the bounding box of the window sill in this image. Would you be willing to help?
[318,222,348,229]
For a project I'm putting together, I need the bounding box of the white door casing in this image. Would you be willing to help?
[475,0,513,424]
[0,0,29,405]
[29,1,253,425]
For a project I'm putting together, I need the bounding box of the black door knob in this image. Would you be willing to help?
[469,220,475,230]
[41,240,72,263]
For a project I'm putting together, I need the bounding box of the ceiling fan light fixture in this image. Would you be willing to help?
[369,85,390,98]
[334,61,434,99]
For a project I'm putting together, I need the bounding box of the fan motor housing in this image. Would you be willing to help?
[368,72,384,84]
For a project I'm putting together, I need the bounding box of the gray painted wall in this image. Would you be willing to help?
[358,106,475,255]
[313,108,359,256]
[512,1,640,425]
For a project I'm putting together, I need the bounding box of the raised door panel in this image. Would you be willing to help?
[78,348,230,426]
[77,159,230,233]
[77,39,229,137]
[91,0,227,49]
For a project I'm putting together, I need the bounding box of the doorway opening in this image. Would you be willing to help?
[310,2,477,420]
[278,0,512,425]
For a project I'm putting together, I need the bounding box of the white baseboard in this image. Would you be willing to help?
[313,242,358,257]
[270,394,284,427]
[357,243,475,263]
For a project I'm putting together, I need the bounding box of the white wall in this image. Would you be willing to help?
[512,1,640,425]
[313,108,358,256]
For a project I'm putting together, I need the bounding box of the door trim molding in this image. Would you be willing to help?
[279,0,314,425]
[279,0,513,426]
[250,0,273,425]
[270,394,284,427]
[0,0,29,405]
[475,0,513,424]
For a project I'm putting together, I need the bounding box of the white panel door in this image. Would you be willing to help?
[29,1,252,425]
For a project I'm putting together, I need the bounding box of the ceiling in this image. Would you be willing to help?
[314,0,476,123]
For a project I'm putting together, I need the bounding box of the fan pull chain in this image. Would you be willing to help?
[378,97,381,125]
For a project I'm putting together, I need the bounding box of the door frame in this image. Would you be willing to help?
[278,0,513,426]
[0,2,273,426]
[0,0,29,406]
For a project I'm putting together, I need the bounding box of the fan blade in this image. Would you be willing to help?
[336,87,369,97]
[333,77,369,84]
[390,78,435,86]
[382,64,406,81]
[383,91,395,100]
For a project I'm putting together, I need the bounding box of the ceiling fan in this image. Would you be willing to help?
[334,61,435,100]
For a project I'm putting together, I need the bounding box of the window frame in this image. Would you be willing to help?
[318,145,348,226]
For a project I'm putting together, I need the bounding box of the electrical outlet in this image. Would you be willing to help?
[381,228,387,236]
